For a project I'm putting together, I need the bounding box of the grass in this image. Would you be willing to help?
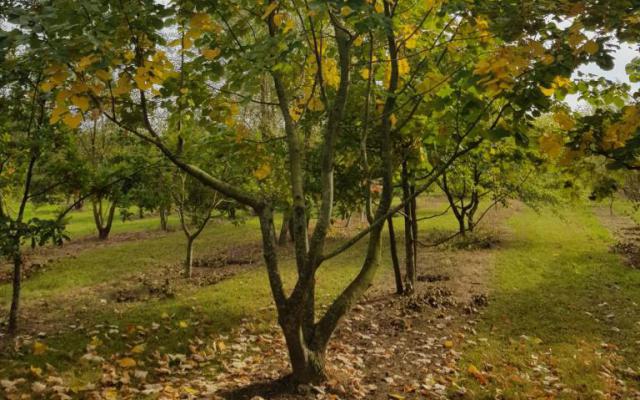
[4,197,638,398]
[21,202,179,239]
[460,206,640,398]
[0,200,457,381]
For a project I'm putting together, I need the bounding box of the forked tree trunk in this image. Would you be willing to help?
[387,215,404,294]
[8,249,22,336]
[440,173,467,237]
[93,198,117,240]
[281,321,327,384]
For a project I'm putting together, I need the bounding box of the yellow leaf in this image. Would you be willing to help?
[374,0,383,13]
[33,341,47,355]
[340,6,353,17]
[390,114,397,128]
[443,340,454,349]
[178,320,189,329]
[50,104,67,124]
[133,68,152,90]
[307,96,324,112]
[112,76,133,96]
[553,75,572,89]
[95,69,112,82]
[202,48,221,60]
[40,80,55,92]
[63,113,83,129]
[398,58,410,76]
[539,133,564,158]
[582,40,599,55]
[554,110,575,130]
[183,386,199,395]
[290,106,302,121]
[117,357,137,368]
[30,366,43,377]
[253,163,272,180]
[71,95,90,112]
[539,85,555,97]
[262,2,278,20]
[131,344,146,354]
[273,13,284,26]
[77,55,98,72]
[388,394,405,400]
[103,388,118,400]
[468,364,487,385]
[353,36,363,46]
[217,341,226,351]
[283,18,296,33]
[90,336,103,348]
[190,13,214,31]
[359,68,370,80]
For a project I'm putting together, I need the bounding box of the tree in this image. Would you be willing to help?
[0,55,71,335]
[173,172,220,278]
[6,0,615,384]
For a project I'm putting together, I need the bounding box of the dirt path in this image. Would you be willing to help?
[594,206,640,268]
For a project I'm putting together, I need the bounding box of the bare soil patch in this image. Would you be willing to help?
[594,206,640,269]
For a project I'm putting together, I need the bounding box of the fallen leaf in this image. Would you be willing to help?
[117,358,137,368]
[131,344,146,354]
[33,341,48,355]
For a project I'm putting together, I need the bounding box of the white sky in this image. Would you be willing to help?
[567,42,639,108]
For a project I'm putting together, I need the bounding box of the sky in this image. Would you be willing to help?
[567,42,639,109]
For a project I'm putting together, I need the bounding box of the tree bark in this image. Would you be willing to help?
[8,250,22,336]
[410,184,418,274]
[402,160,415,294]
[93,198,117,240]
[278,208,291,246]
[387,215,404,294]
[185,237,194,278]
[159,206,169,231]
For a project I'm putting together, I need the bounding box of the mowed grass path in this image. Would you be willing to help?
[461,207,640,398]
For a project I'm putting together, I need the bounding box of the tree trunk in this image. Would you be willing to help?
[458,214,466,236]
[281,320,327,384]
[278,209,291,246]
[610,195,614,216]
[401,160,415,294]
[159,206,169,231]
[139,206,144,219]
[8,250,22,336]
[387,215,404,294]
[185,237,194,278]
[93,198,116,240]
[410,185,418,274]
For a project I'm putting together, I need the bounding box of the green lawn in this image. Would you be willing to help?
[460,206,640,398]
[0,197,460,379]
[22,202,179,239]
[3,199,638,399]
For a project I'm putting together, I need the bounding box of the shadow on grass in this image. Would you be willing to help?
[218,375,296,400]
